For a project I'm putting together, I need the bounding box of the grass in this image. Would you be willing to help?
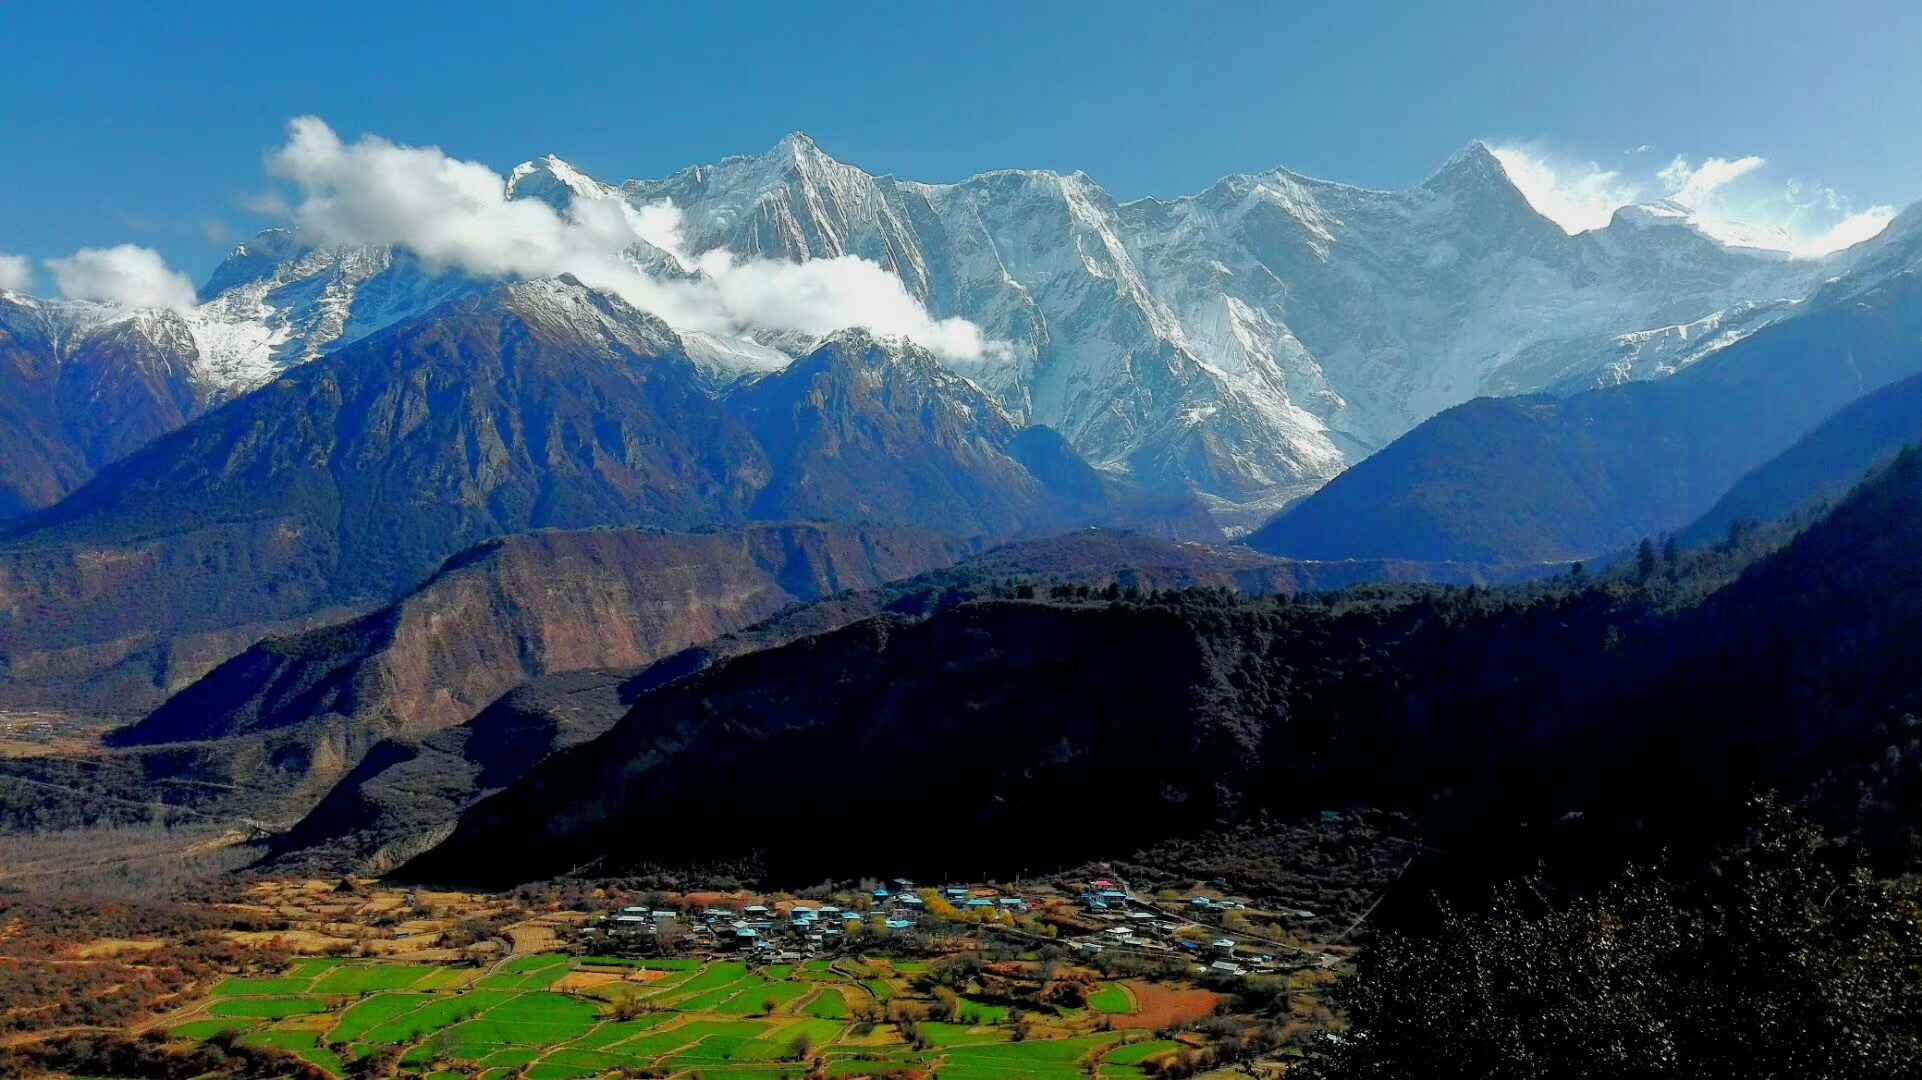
[312,962,438,994]
[499,954,571,974]
[241,1029,320,1052]
[716,979,812,1015]
[665,961,748,995]
[577,956,699,970]
[359,989,514,1044]
[958,999,1010,1024]
[206,996,330,1018]
[803,987,851,1018]
[209,975,312,996]
[176,953,1205,1078]
[1087,982,1136,1015]
[170,1019,252,1039]
[562,1013,674,1050]
[1103,1038,1186,1076]
[327,992,433,1043]
[939,1033,1124,1080]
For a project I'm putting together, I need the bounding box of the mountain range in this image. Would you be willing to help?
[1248,206,1922,564]
[0,136,1875,532]
[4,134,1922,854]
[0,280,1144,713]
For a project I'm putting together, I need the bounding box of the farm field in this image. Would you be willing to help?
[165,953,1200,1078]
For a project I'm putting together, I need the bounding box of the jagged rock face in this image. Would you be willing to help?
[622,137,1847,515]
[0,296,205,522]
[731,330,1052,536]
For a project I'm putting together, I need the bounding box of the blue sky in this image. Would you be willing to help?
[2,0,1918,288]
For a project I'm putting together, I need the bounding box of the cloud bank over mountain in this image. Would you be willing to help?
[262,117,996,360]
[44,244,198,309]
[1490,143,1895,256]
[0,253,31,293]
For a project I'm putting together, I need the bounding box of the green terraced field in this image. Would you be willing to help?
[172,953,1187,1078]
[207,996,331,1018]
[802,986,851,1018]
[1086,982,1136,1014]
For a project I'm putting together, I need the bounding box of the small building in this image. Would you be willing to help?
[1209,960,1246,977]
[966,898,995,910]
[885,919,913,930]
[897,894,924,907]
[1212,938,1236,954]
[872,888,891,900]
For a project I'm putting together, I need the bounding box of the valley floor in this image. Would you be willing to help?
[1,876,1343,1079]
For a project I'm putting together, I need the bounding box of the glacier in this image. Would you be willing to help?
[4,135,1887,528]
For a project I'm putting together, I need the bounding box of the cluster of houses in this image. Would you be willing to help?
[581,875,1291,980]
[1072,880,1277,978]
[586,879,1032,961]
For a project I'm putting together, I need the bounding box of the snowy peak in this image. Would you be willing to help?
[1420,140,1510,192]
[1606,199,1796,255]
[493,275,680,354]
[505,154,616,207]
[16,135,1890,530]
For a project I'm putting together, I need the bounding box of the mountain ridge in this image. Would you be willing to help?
[5,136,1880,528]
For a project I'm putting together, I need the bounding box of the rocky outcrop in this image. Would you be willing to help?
[115,522,973,748]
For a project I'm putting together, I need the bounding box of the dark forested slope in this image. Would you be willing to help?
[407,448,1922,887]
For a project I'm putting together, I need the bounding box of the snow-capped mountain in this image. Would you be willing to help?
[7,137,1892,526]
[620,137,1858,516]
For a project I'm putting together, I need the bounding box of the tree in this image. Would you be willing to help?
[1636,537,1660,582]
[1301,804,1922,1080]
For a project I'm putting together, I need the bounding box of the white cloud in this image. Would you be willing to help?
[1489,143,1894,257]
[45,245,198,309]
[242,191,291,217]
[1488,146,1643,234]
[0,252,31,293]
[263,117,996,361]
[1657,154,1765,205]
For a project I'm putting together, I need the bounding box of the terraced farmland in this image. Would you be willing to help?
[165,954,1189,1078]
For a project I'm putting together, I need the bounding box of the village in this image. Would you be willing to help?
[579,872,1341,982]
[0,861,1353,1078]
